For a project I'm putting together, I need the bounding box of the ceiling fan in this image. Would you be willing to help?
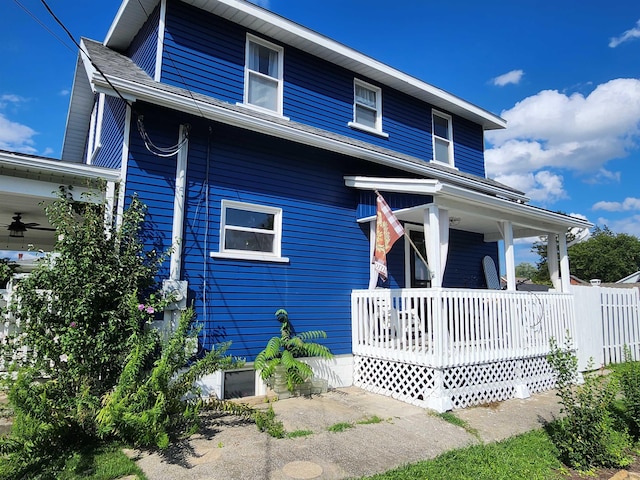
[6,213,55,238]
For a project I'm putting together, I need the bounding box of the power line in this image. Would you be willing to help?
[12,0,74,54]
[38,0,135,111]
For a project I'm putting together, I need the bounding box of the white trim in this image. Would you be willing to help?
[432,110,453,166]
[234,101,290,121]
[345,176,592,233]
[0,150,120,181]
[352,78,384,134]
[218,199,284,260]
[347,122,389,138]
[104,0,505,130]
[154,0,166,82]
[89,74,526,203]
[209,251,290,263]
[243,33,284,115]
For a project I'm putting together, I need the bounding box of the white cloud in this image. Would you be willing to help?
[0,113,37,154]
[609,19,640,48]
[485,78,640,201]
[593,197,640,212]
[603,214,640,237]
[0,94,25,109]
[491,69,524,87]
[59,89,70,97]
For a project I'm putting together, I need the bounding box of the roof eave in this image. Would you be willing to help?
[104,0,505,130]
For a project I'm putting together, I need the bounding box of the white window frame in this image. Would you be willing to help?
[210,200,289,263]
[348,79,388,138]
[241,34,284,116]
[432,110,454,166]
[87,93,105,164]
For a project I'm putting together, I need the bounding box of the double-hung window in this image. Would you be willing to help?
[217,200,285,261]
[349,79,386,136]
[432,110,454,166]
[244,34,283,115]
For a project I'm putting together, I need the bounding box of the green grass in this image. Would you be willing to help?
[327,422,354,433]
[359,429,563,480]
[57,443,147,480]
[434,411,480,439]
[286,429,314,438]
[356,415,385,425]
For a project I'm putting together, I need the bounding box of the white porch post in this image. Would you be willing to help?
[499,221,516,291]
[368,220,378,289]
[558,232,571,293]
[424,205,442,288]
[547,232,561,291]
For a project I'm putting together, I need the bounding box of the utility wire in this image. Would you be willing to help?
[13,0,74,54]
[39,0,135,111]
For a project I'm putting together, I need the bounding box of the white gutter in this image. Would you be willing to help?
[345,175,593,232]
[91,74,527,203]
[0,150,120,182]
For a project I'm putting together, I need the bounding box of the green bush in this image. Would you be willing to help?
[0,188,243,476]
[546,337,632,470]
[616,347,640,439]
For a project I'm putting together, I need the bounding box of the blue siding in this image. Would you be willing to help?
[444,230,498,288]
[161,1,245,103]
[160,1,486,177]
[453,116,485,177]
[356,191,432,220]
[124,102,500,360]
[94,96,126,169]
[127,3,160,78]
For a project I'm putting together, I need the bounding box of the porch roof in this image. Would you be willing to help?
[0,150,120,252]
[345,176,593,240]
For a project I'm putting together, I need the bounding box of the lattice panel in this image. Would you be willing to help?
[446,361,518,409]
[355,354,556,411]
[521,356,556,394]
[354,355,435,407]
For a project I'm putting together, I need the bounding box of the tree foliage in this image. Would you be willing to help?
[568,226,640,283]
[0,187,243,478]
[532,226,640,284]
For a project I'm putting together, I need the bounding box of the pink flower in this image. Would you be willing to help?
[70,321,77,328]
[138,304,145,311]
[145,306,155,314]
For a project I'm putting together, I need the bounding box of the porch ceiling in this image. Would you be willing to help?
[0,150,120,255]
[346,176,593,240]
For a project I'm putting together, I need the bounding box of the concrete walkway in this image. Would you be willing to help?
[131,387,564,480]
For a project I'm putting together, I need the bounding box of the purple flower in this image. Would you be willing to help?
[70,321,77,328]
[138,304,145,311]
[145,306,155,314]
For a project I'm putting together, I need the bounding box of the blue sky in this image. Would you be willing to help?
[2,0,640,266]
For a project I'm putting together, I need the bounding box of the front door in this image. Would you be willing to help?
[409,229,430,288]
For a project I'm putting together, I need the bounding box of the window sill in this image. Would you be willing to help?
[348,122,389,138]
[431,159,459,170]
[236,102,290,121]
[209,251,290,263]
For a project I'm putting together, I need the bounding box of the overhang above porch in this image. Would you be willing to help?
[344,175,592,241]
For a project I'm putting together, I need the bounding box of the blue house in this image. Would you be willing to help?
[2,0,592,409]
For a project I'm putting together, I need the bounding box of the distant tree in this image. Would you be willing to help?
[533,226,640,283]
[515,262,538,280]
[568,226,640,283]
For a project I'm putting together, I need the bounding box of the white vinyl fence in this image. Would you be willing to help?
[571,285,640,370]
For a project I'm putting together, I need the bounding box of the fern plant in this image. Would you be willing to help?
[254,309,333,393]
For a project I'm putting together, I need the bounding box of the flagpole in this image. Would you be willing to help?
[374,190,430,274]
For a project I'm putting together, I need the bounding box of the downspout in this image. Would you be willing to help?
[169,124,189,280]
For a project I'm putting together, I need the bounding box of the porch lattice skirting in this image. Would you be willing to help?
[354,354,555,411]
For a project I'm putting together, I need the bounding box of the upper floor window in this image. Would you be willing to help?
[432,111,454,166]
[219,200,283,259]
[244,34,283,115]
[348,79,387,137]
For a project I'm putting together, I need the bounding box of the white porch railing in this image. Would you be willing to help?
[352,288,576,369]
